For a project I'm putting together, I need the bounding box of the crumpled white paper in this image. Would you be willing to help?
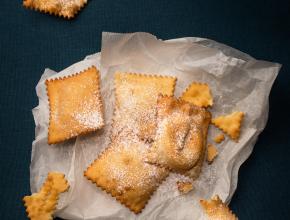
[31,32,281,220]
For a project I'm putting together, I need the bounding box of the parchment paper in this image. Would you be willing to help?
[31,32,281,220]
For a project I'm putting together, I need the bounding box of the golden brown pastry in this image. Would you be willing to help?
[145,95,211,173]
[85,73,176,214]
[214,133,225,144]
[23,0,87,19]
[207,144,218,164]
[23,172,69,220]
[200,195,238,220]
[181,82,213,107]
[212,111,244,141]
[177,181,193,194]
[46,66,104,144]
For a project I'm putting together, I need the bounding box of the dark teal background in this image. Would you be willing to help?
[0,0,290,219]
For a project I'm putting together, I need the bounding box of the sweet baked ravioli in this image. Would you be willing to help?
[112,72,177,142]
[46,66,104,144]
[23,0,87,19]
[145,95,211,173]
[85,73,176,213]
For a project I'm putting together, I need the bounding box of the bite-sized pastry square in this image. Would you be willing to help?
[145,95,211,173]
[46,66,104,144]
[23,0,87,19]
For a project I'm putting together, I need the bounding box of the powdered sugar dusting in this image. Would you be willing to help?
[73,97,104,129]
[147,96,210,172]
[86,73,176,211]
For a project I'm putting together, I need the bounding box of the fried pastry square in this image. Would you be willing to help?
[85,73,176,213]
[181,82,213,107]
[207,144,218,164]
[200,195,238,220]
[23,172,69,220]
[212,111,244,141]
[146,95,211,173]
[85,134,169,214]
[23,0,87,19]
[46,66,104,144]
[113,72,177,142]
[214,133,225,144]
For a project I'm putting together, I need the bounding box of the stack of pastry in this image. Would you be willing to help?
[85,72,213,213]
[24,67,243,219]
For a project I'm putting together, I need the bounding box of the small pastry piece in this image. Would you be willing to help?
[200,195,238,220]
[207,144,218,164]
[214,133,225,144]
[46,66,104,144]
[177,181,193,194]
[145,95,211,173]
[181,82,213,107]
[85,73,176,214]
[23,0,87,19]
[212,111,244,141]
[23,172,69,220]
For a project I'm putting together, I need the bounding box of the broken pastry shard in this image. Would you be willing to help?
[146,95,211,173]
[23,172,69,220]
[177,181,193,194]
[181,82,213,107]
[85,73,176,214]
[23,0,87,19]
[46,66,104,144]
[212,111,244,141]
[200,195,238,220]
[207,144,218,163]
[214,133,225,144]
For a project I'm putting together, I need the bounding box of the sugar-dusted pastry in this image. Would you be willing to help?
[85,73,176,214]
[46,66,104,144]
[183,104,211,180]
[207,144,218,164]
[112,72,177,142]
[181,82,213,107]
[212,111,244,141]
[85,133,169,214]
[23,172,69,220]
[200,195,238,220]
[23,0,87,19]
[177,181,193,194]
[214,133,225,144]
[145,96,211,173]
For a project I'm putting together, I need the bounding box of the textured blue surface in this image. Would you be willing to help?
[0,0,289,219]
